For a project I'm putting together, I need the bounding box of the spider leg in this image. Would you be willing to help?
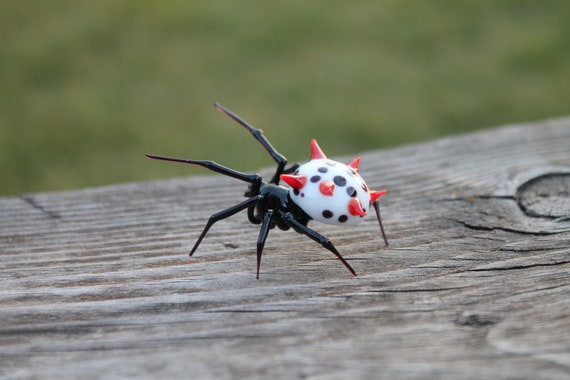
[256,209,274,279]
[281,163,300,175]
[145,154,261,184]
[190,195,263,256]
[372,201,389,246]
[214,102,290,184]
[282,213,357,276]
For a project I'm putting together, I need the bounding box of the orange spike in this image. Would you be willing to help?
[319,180,335,196]
[369,189,387,203]
[280,174,307,190]
[310,139,327,160]
[348,157,361,172]
[348,198,366,217]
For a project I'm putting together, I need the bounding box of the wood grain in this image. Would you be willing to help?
[1,118,569,379]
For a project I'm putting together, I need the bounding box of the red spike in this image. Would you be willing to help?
[369,189,387,203]
[347,157,361,172]
[319,180,335,196]
[348,198,366,217]
[280,174,307,190]
[310,139,327,160]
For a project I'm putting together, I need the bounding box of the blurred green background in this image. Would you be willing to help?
[1,1,570,196]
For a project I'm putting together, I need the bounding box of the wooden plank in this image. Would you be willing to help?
[1,118,569,379]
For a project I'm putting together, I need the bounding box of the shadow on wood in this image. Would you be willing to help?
[1,118,569,379]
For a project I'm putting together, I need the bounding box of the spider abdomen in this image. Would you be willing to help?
[280,140,386,226]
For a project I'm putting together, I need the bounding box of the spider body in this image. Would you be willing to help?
[281,153,386,226]
[146,103,388,279]
[254,184,311,230]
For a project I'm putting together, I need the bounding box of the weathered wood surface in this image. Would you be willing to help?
[1,118,570,379]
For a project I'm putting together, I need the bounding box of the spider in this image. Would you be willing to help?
[146,103,388,279]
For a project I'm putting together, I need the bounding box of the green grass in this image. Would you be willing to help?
[2,1,570,195]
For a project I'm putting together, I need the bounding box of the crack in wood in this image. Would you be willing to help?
[366,286,469,293]
[20,195,60,219]
[468,260,570,272]
[453,219,563,236]
[454,312,502,327]
[440,195,515,202]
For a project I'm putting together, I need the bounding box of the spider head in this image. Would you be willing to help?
[281,140,386,226]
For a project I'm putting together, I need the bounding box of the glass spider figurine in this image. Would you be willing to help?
[146,103,388,279]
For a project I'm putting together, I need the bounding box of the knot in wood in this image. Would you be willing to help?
[517,173,570,218]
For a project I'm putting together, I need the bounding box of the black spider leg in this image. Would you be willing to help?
[372,201,389,246]
[144,154,264,255]
[256,209,274,279]
[282,213,357,276]
[214,102,291,184]
[189,195,263,256]
[145,154,262,184]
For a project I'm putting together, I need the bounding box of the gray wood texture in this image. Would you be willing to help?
[1,118,569,379]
